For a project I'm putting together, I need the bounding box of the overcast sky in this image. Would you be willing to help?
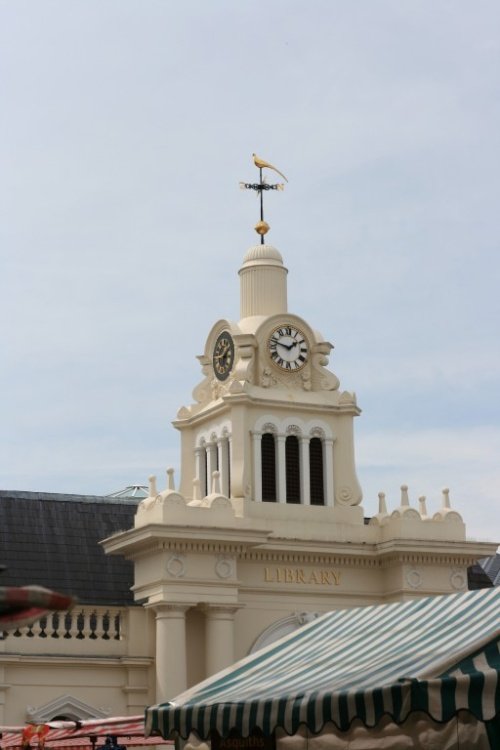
[2,1,499,542]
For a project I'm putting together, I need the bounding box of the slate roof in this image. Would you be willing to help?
[0,491,495,604]
[467,561,494,590]
[479,554,500,586]
[0,490,139,606]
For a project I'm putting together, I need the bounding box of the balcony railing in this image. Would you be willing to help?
[0,607,127,655]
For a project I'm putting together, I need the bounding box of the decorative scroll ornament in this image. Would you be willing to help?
[337,486,353,504]
[310,426,326,439]
[261,367,277,388]
[239,182,284,192]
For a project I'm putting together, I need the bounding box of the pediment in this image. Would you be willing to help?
[250,611,319,654]
[27,694,110,722]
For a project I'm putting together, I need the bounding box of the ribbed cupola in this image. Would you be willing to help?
[238,244,288,318]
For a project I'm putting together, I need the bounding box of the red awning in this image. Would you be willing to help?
[0,717,171,750]
[0,586,75,631]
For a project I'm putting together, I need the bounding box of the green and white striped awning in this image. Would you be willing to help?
[145,587,500,739]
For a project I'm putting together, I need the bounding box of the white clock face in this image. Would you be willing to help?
[268,325,308,372]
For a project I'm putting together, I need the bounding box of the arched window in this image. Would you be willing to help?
[196,431,232,500]
[309,437,325,505]
[261,433,276,502]
[285,435,300,504]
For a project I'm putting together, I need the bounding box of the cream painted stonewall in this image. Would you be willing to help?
[0,604,156,724]
[103,243,497,705]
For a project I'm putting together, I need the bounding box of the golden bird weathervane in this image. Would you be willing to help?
[240,153,287,244]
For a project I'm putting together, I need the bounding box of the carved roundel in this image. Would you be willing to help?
[268,324,308,372]
[166,554,186,578]
[450,570,467,590]
[215,555,235,580]
[406,569,422,589]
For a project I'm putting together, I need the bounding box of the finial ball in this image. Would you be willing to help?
[255,220,270,236]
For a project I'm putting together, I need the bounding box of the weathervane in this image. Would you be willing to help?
[240,153,288,244]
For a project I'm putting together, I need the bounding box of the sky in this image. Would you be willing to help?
[2,1,499,542]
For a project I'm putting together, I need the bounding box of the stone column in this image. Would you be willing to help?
[227,433,232,498]
[204,605,238,677]
[299,436,310,505]
[324,438,334,507]
[218,435,230,497]
[154,604,189,702]
[207,442,218,492]
[252,431,262,502]
[276,433,287,503]
[195,446,207,498]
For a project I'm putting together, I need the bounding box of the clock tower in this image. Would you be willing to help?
[175,241,363,519]
[104,160,496,706]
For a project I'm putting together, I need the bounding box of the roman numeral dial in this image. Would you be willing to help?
[267,324,309,372]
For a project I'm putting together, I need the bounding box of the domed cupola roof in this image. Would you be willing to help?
[241,244,284,266]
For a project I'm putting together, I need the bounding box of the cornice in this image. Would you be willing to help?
[239,548,380,567]
[258,535,497,560]
[378,552,487,567]
[238,548,474,568]
[241,539,497,568]
[173,398,231,428]
[374,538,498,562]
[104,525,497,566]
[224,393,361,416]
[102,524,271,558]
[0,655,153,667]
[173,390,361,428]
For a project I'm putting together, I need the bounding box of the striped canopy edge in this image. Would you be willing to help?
[145,588,500,739]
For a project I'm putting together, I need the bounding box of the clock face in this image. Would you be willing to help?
[268,324,308,372]
[213,331,235,381]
